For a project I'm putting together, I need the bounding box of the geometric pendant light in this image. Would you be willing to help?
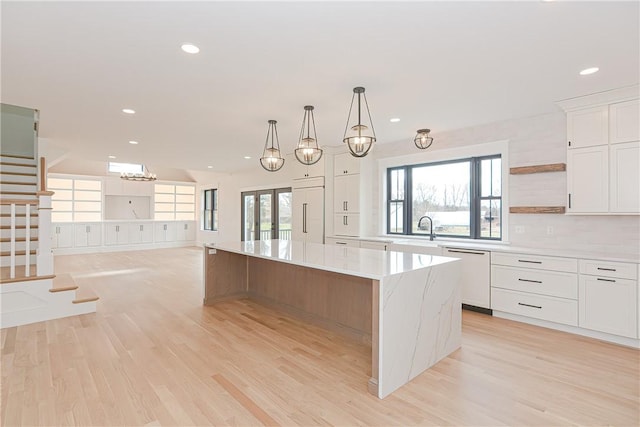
[414,128,434,150]
[294,105,323,165]
[342,86,376,158]
[259,119,285,172]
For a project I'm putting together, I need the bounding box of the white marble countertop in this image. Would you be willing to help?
[206,239,459,280]
[327,235,639,264]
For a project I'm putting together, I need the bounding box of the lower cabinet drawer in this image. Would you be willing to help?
[579,259,638,280]
[491,288,578,326]
[491,266,578,299]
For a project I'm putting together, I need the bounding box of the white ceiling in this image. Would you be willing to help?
[2,1,639,173]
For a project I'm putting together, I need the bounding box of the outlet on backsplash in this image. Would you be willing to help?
[546,226,554,235]
[515,226,525,234]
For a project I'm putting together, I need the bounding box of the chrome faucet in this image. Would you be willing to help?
[417,215,436,241]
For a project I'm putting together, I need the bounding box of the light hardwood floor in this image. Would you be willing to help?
[1,247,638,426]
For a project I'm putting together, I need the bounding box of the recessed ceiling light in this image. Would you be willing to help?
[108,155,116,159]
[579,67,599,76]
[128,140,139,145]
[122,108,136,114]
[390,118,401,123]
[207,165,213,169]
[181,43,200,54]
[244,156,251,160]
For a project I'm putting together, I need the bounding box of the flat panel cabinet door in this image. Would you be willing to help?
[105,223,128,245]
[567,146,608,213]
[176,221,196,241]
[52,224,73,249]
[609,99,640,144]
[291,188,305,241]
[567,106,608,149]
[292,156,325,180]
[579,275,638,338]
[87,224,102,246]
[444,248,491,309]
[334,152,360,176]
[610,141,640,213]
[333,213,359,237]
[154,222,176,242]
[333,175,360,213]
[292,187,324,243]
[74,224,89,247]
[128,223,143,244]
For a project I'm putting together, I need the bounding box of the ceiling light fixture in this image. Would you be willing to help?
[414,129,434,150]
[181,43,200,54]
[244,156,251,160]
[122,108,136,114]
[128,140,139,145]
[120,165,157,182]
[259,120,285,172]
[579,67,599,76]
[108,155,116,159]
[390,118,401,123]
[343,86,376,158]
[207,165,213,169]
[294,105,323,166]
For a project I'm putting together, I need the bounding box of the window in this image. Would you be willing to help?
[203,189,218,231]
[108,162,143,174]
[154,184,195,220]
[387,155,502,240]
[49,177,102,222]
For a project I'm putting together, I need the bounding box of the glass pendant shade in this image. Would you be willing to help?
[294,105,323,165]
[260,119,285,172]
[343,86,376,158]
[414,128,434,150]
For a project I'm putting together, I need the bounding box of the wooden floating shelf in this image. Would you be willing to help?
[510,206,566,214]
[510,163,566,175]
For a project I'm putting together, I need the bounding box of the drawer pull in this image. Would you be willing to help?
[597,267,616,272]
[518,259,542,264]
[335,242,347,245]
[518,302,542,309]
[518,278,542,284]
[446,249,486,256]
[597,278,616,283]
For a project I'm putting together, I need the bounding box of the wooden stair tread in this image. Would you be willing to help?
[0,249,36,256]
[73,290,99,304]
[0,191,38,196]
[50,273,79,292]
[0,154,35,160]
[0,265,53,284]
[0,213,38,217]
[0,181,37,185]
[0,198,39,205]
[0,225,38,229]
[0,237,38,242]
[0,171,37,177]
[0,161,37,167]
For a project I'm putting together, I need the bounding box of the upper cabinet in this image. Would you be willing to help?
[292,155,325,180]
[567,106,608,149]
[334,152,360,176]
[559,86,639,215]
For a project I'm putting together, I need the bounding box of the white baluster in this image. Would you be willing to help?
[25,204,31,277]
[10,203,16,279]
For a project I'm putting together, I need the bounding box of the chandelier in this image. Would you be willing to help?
[294,105,323,165]
[343,86,376,158]
[120,165,157,181]
[260,119,285,172]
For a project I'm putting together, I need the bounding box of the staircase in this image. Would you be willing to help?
[1,106,99,328]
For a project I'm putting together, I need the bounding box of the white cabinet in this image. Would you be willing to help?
[334,152,360,175]
[491,252,578,326]
[104,223,129,245]
[154,222,177,242]
[74,223,101,247]
[325,236,359,247]
[578,259,638,338]
[610,141,640,213]
[444,247,490,309]
[51,223,74,249]
[128,222,154,244]
[359,240,388,251]
[333,213,359,237]
[609,99,640,144]
[292,156,325,180]
[333,175,360,213]
[389,242,442,256]
[176,221,196,241]
[567,145,608,213]
[567,106,608,149]
[292,185,324,244]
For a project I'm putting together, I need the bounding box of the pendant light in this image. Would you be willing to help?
[343,86,376,157]
[259,119,285,172]
[294,105,323,165]
[414,129,434,150]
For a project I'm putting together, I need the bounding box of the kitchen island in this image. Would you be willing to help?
[203,239,461,398]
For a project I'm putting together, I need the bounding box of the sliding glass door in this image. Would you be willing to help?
[241,188,291,241]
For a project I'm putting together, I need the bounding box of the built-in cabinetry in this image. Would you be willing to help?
[154,222,177,243]
[559,88,639,214]
[578,259,638,338]
[128,222,154,244]
[292,177,324,244]
[74,223,101,247]
[333,152,360,236]
[291,155,325,180]
[325,236,390,250]
[444,247,491,310]
[51,224,74,249]
[105,223,129,245]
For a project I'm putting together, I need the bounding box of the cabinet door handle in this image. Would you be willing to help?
[518,302,542,309]
[140,225,143,231]
[597,267,616,272]
[302,203,307,233]
[597,278,616,283]
[343,201,346,211]
[568,193,572,209]
[446,249,485,256]
[335,241,347,245]
[116,225,119,232]
[164,224,167,231]
[518,278,542,284]
[518,259,542,264]
[86,226,89,233]
[345,201,348,211]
